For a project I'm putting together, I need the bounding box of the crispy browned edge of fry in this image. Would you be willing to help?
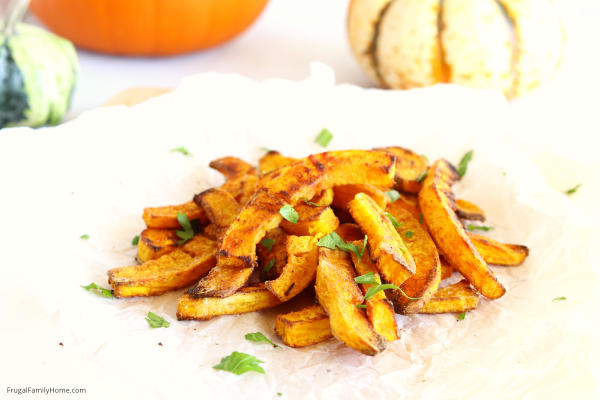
[209,156,257,180]
[419,279,479,314]
[177,284,280,321]
[469,232,530,266]
[142,200,208,229]
[136,228,179,263]
[259,151,298,174]
[418,159,505,299]
[348,192,416,286]
[455,199,486,222]
[189,150,396,298]
[274,304,333,348]
[265,236,318,302]
[108,235,217,297]
[385,202,441,314]
[350,243,399,342]
[194,187,241,228]
[375,146,428,194]
[315,247,386,356]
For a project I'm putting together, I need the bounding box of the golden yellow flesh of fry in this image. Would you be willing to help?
[332,184,389,211]
[136,228,179,263]
[108,235,217,297]
[192,150,395,298]
[265,236,318,302]
[469,232,529,266]
[209,156,257,180]
[419,280,479,314]
[177,284,280,321]
[350,243,399,342]
[195,188,241,228]
[274,304,333,348]
[349,192,416,288]
[258,151,298,174]
[418,159,505,299]
[315,248,386,356]
[384,202,441,314]
[279,203,339,239]
[142,200,207,229]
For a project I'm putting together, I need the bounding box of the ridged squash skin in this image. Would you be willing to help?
[347,0,564,98]
[0,24,78,128]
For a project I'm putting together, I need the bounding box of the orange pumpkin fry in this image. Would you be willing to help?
[384,202,441,314]
[177,284,280,321]
[209,156,257,180]
[440,257,454,279]
[265,236,318,302]
[315,248,386,356]
[258,151,298,174]
[108,235,217,298]
[419,159,506,299]
[349,193,416,289]
[275,304,333,348]
[194,188,241,228]
[419,280,479,314]
[335,223,364,242]
[469,233,530,266]
[142,200,207,229]
[136,228,179,263]
[350,243,398,342]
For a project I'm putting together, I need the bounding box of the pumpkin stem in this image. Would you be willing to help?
[2,0,30,37]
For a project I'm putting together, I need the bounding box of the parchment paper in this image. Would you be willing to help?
[0,64,598,400]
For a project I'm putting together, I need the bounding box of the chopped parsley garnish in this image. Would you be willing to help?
[457,312,466,321]
[466,224,494,232]
[416,171,427,182]
[384,212,401,229]
[81,283,113,298]
[354,272,419,302]
[385,190,401,203]
[260,146,271,152]
[565,184,581,195]
[213,351,265,375]
[171,146,192,156]
[552,296,566,301]
[418,213,423,224]
[145,312,170,328]
[405,231,414,239]
[355,304,367,309]
[315,128,333,147]
[245,332,278,347]
[317,232,368,261]
[421,154,429,163]
[260,238,275,252]
[457,150,474,178]
[80,234,89,240]
[264,258,276,273]
[175,212,194,245]
[279,204,299,224]
[354,271,379,285]
[131,235,140,245]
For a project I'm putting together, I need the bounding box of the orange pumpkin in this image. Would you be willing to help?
[29,0,269,56]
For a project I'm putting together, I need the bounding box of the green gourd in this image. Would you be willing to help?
[1,0,78,128]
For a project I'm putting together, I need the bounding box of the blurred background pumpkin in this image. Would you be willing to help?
[29,0,270,56]
[348,0,565,98]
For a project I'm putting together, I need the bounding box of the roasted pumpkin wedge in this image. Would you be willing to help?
[274,304,333,348]
[419,279,479,314]
[142,200,207,229]
[136,228,179,263]
[469,232,529,266]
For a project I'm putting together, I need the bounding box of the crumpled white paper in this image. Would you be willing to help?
[0,64,598,400]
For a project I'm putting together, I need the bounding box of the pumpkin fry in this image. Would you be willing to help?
[419,280,479,314]
[469,233,529,266]
[142,200,208,229]
[136,228,179,263]
[274,304,333,348]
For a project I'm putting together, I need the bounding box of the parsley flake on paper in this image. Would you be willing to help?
[145,312,170,328]
[213,351,265,375]
[565,184,582,195]
[315,128,333,147]
[81,283,113,298]
[245,332,278,347]
[466,224,494,232]
[457,312,466,321]
[80,234,90,240]
[131,235,140,245]
[171,146,192,156]
[553,296,567,301]
[457,150,474,178]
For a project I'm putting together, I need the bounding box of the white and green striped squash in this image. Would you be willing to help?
[347,0,565,98]
[0,23,78,128]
